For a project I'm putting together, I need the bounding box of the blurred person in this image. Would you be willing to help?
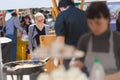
[28,12,50,54]
[55,0,89,69]
[3,11,26,61]
[24,15,32,34]
[116,12,120,32]
[0,17,3,36]
[20,19,25,28]
[77,2,120,76]
[19,12,25,23]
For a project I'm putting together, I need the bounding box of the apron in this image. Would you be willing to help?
[85,30,118,74]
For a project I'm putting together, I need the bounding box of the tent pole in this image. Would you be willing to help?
[80,0,85,10]
[50,7,56,21]
[2,10,6,26]
[52,0,59,16]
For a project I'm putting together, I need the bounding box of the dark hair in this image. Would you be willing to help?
[11,12,17,17]
[39,9,44,13]
[118,12,120,17]
[86,2,110,20]
[58,0,74,9]
[25,15,31,20]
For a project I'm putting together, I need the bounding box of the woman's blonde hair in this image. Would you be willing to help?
[34,12,45,21]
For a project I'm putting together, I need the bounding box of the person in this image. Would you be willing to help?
[28,12,50,54]
[76,2,120,75]
[116,12,120,32]
[20,19,25,28]
[24,15,32,34]
[0,17,3,36]
[3,11,26,61]
[55,0,89,69]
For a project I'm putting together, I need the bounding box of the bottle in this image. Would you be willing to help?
[90,58,106,80]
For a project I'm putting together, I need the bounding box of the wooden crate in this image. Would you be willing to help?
[40,35,63,73]
[40,35,56,48]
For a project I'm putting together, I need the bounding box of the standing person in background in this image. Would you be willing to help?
[0,17,3,36]
[4,11,26,61]
[24,15,32,34]
[116,12,120,32]
[55,0,89,69]
[28,12,50,55]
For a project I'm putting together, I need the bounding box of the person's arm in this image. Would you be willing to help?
[73,35,88,68]
[55,13,65,44]
[14,17,25,32]
[28,25,34,54]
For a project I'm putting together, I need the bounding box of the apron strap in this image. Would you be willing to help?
[109,30,114,56]
[87,36,92,53]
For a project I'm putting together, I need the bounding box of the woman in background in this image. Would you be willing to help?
[24,15,32,34]
[28,12,50,54]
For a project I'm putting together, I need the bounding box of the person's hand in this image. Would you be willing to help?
[73,60,84,68]
[23,30,27,34]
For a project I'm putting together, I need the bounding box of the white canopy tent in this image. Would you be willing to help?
[0,0,119,10]
[0,0,59,10]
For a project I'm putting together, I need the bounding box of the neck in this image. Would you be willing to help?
[36,23,44,30]
[26,22,30,24]
[94,29,109,36]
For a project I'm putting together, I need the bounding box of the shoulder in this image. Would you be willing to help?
[29,24,36,30]
[77,32,91,51]
[80,32,91,42]
[57,12,64,19]
[78,32,91,46]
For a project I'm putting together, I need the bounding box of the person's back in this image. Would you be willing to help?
[56,6,89,46]
[5,17,17,35]
[4,12,25,61]
[55,0,89,70]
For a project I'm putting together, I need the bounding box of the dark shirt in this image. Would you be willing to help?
[55,6,89,47]
[25,22,32,34]
[116,19,120,32]
[77,30,120,69]
[35,26,45,46]
[0,26,3,37]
